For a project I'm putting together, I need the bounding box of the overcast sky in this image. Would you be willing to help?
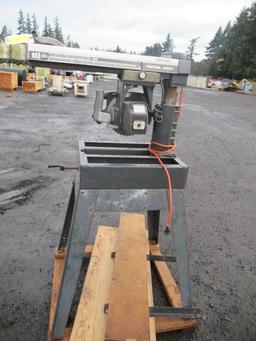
[0,0,253,60]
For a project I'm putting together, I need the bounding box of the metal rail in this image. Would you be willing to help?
[27,43,191,75]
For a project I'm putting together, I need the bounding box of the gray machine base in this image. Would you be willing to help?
[51,141,192,339]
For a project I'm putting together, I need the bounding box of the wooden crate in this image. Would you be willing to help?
[22,80,44,93]
[0,71,18,91]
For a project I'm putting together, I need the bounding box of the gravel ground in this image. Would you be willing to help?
[0,82,255,341]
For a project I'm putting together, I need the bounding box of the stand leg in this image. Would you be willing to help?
[58,182,76,251]
[147,210,160,244]
[173,190,191,307]
[52,189,98,339]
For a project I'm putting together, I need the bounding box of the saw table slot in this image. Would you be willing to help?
[86,155,178,165]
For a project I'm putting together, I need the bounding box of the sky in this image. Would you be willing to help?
[0,0,254,60]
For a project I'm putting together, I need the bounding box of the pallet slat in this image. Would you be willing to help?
[47,250,66,341]
[105,213,153,341]
[47,219,197,341]
[150,244,182,308]
[155,317,197,333]
[70,226,117,341]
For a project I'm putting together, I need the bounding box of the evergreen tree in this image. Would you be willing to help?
[53,16,64,43]
[17,8,26,34]
[186,37,200,61]
[206,2,256,79]
[32,14,39,33]
[144,43,162,56]
[225,5,256,78]
[114,44,122,52]
[205,27,225,76]
[26,13,31,33]
[205,26,223,60]
[42,17,48,36]
[66,36,80,48]
[162,33,174,53]
[72,42,80,48]
[191,60,209,76]
[0,25,8,41]
[48,24,54,37]
[66,35,72,47]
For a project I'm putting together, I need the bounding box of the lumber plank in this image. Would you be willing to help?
[155,317,197,333]
[150,244,182,308]
[84,243,155,257]
[105,213,152,341]
[47,250,65,341]
[70,226,117,341]
[54,244,94,259]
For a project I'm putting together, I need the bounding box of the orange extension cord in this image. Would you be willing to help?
[148,141,176,232]
[148,87,184,232]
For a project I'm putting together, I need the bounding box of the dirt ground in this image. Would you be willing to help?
[0,81,255,341]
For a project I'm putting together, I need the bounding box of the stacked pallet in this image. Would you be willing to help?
[48,213,197,341]
[0,71,18,91]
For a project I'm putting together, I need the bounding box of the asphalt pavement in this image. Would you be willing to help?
[0,82,255,341]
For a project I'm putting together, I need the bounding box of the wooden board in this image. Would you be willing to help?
[0,71,18,91]
[22,80,44,92]
[47,225,197,341]
[70,226,117,341]
[155,317,197,333]
[47,250,66,341]
[105,213,153,341]
[150,244,182,308]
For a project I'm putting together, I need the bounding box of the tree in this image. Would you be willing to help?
[144,43,162,56]
[186,37,200,61]
[48,24,54,37]
[66,35,72,47]
[224,5,256,79]
[66,35,80,48]
[114,44,126,53]
[205,27,225,76]
[17,8,25,34]
[42,17,48,36]
[115,44,122,52]
[162,33,174,53]
[191,60,209,76]
[53,16,64,43]
[26,13,31,33]
[32,14,39,33]
[72,42,80,48]
[205,1,256,79]
[205,26,223,60]
[0,25,8,41]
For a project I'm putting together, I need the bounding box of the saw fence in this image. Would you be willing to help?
[47,213,199,341]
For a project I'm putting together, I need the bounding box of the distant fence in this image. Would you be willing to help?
[186,75,207,89]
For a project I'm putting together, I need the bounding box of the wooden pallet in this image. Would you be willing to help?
[0,71,18,91]
[22,80,44,93]
[48,213,197,341]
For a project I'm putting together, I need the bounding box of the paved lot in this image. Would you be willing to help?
[0,82,255,341]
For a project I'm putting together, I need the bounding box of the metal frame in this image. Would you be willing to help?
[51,141,192,339]
[27,43,191,76]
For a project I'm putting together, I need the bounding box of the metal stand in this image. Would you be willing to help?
[51,141,192,339]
